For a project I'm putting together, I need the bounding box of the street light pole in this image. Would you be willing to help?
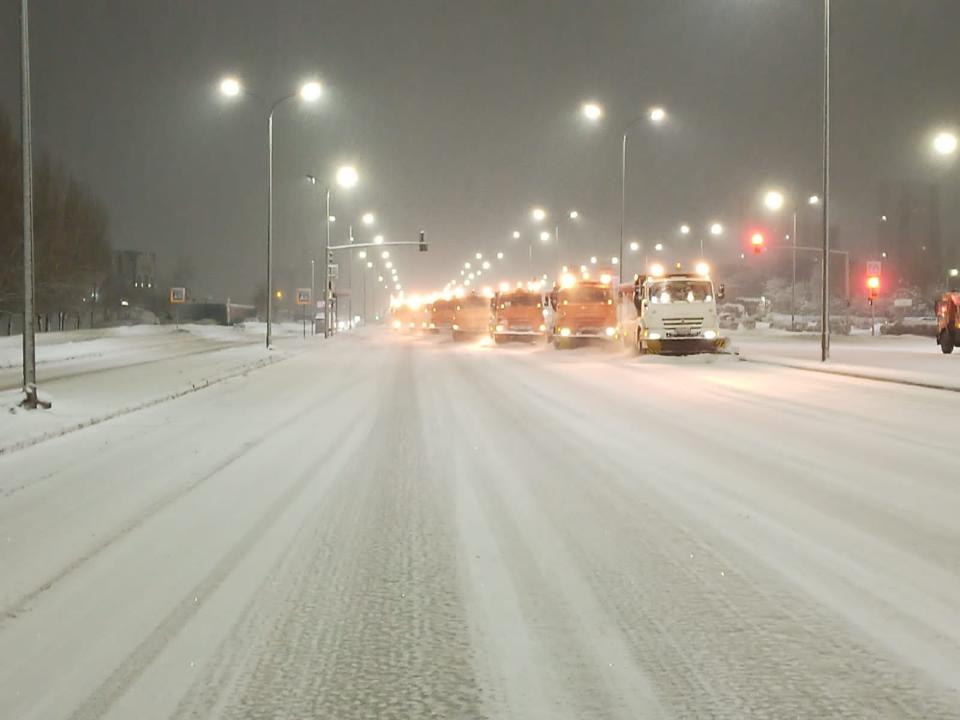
[791,211,798,331]
[820,0,831,361]
[619,132,628,286]
[325,188,332,337]
[19,0,38,407]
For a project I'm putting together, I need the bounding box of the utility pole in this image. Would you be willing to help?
[820,0,831,361]
[20,0,39,408]
[791,211,798,331]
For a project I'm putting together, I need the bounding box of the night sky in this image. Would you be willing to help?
[1,0,958,301]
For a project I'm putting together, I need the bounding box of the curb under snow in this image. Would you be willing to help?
[0,352,290,457]
[737,354,960,393]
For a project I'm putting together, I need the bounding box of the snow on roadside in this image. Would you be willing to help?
[0,329,300,455]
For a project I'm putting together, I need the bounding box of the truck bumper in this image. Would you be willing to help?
[644,337,727,355]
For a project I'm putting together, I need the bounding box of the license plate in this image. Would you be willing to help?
[675,326,691,336]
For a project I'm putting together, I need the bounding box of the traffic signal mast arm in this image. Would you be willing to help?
[327,240,426,251]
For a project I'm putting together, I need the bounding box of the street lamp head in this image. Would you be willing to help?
[373,234,384,244]
[709,222,724,236]
[569,210,579,219]
[381,250,390,259]
[581,101,604,122]
[299,81,323,102]
[933,131,958,156]
[590,256,598,264]
[328,215,336,223]
[612,256,619,265]
[680,224,690,235]
[649,106,667,124]
[654,242,664,252]
[475,252,483,260]
[358,250,367,259]
[335,165,359,189]
[482,261,491,270]
[764,190,785,211]
[629,241,640,252]
[808,195,821,205]
[361,212,375,225]
[512,230,521,239]
[539,231,550,242]
[464,262,471,269]
[366,261,373,268]
[532,207,547,222]
[219,77,242,97]
[496,251,504,260]
[385,261,393,269]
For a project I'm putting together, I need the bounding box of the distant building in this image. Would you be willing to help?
[114,250,158,291]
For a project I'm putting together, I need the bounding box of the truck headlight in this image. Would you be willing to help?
[646,331,661,340]
[539,324,546,331]
[605,327,616,336]
[452,324,460,330]
[495,324,505,332]
[392,320,401,329]
[559,327,571,337]
[703,330,717,340]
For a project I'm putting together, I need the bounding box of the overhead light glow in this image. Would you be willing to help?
[581,102,604,121]
[219,77,242,97]
[649,106,667,124]
[299,81,323,102]
[933,131,958,156]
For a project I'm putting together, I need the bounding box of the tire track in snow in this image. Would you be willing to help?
[174,343,484,719]
[63,414,363,720]
[0,373,367,625]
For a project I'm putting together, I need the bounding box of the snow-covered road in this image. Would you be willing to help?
[1,330,958,718]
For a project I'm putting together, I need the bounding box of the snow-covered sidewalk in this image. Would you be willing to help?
[0,323,310,455]
[729,330,960,391]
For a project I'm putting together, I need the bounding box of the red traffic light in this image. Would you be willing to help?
[867,275,880,300]
[750,232,765,254]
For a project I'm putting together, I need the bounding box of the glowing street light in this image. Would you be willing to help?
[328,215,337,223]
[649,106,667,124]
[336,165,359,189]
[539,231,550,242]
[590,256,598,264]
[373,234,384,244]
[764,190,786,211]
[654,242,664,252]
[361,212,375,225]
[464,261,471,269]
[709,222,724,236]
[569,210,579,219]
[385,261,393,269]
[357,250,367,259]
[532,207,547,222]
[581,101,604,121]
[366,261,373,268]
[808,195,821,205]
[629,241,640,252]
[381,250,390,259]
[612,257,619,265]
[680,224,690,235]
[475,252,483,260]
[219,77,241,96]
[299,81,323,101]
[482,260,491,270]
[512,230,521,239]
[496,251,504,260]
[933,131,958,156]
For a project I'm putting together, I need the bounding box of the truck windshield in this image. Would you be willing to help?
[648,280,713,304]
[462,297,489,308]
[563,287,611,304]
[501,294,540,307]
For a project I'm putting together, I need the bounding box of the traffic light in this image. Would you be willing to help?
[750,232,765,254]
[866,275,880,303]
[419,230,428,252]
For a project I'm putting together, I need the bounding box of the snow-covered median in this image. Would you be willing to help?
[730,329,960,391]
[0,324,310,454]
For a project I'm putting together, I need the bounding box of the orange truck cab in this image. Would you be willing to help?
[549,274,617,348]
[390,305,418,332]
[492,289,546,343]
[451,294,492,342]
[936,292,960,354]
[428,299,455,333]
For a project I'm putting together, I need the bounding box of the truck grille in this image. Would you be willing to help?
[662,316,703,337]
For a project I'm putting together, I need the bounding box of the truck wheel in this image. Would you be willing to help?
[452,330,463,343]
[940,330,955,354]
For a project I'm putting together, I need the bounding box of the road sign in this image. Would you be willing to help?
[893,298,913,308]
[296,288,312,306]
[328,264,339,280]
[866,261,882,276]
[169,287,186,304]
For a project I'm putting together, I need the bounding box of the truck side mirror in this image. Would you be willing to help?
[717,283,726,300]
[633,290,642,313]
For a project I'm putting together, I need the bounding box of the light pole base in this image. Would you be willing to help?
[20,384,51,410]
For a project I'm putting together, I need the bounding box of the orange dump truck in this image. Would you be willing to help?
[451,294,492,342]
[428,299,455,333]
[492,288,546,343]
[390,305,419,332]
[548,274,617,348]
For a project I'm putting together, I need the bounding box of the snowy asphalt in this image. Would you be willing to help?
[1,329,958,719]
